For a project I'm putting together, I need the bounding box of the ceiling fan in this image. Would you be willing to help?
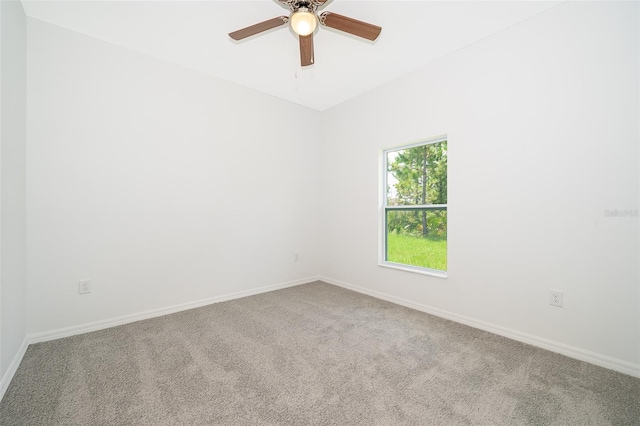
[229,0,382,67]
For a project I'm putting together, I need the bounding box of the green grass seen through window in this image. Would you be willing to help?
[387,233,447,271]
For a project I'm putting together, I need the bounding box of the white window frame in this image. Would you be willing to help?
[379,135,448,278]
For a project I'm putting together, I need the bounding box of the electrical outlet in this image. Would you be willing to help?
[549,289,563,307]
[79,280,91,295]
[294,253,300,262]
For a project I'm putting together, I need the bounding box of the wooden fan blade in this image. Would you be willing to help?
[229,16,289,41]
[319,12,381,41]
[299,33,314,66]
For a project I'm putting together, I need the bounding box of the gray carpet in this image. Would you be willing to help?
[0,282,638,425]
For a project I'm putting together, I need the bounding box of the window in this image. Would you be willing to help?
[381,137,448,276]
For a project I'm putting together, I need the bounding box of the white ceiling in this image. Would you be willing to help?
[20,0,562,111]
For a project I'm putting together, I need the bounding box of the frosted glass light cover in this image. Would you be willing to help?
[290,10,317,36]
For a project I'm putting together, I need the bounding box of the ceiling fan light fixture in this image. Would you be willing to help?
[228,1,382,66]
[290,8,317,36]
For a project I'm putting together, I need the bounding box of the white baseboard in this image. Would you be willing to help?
[320,276,640,378]
[0,337,29,401]
[28,276,320,344]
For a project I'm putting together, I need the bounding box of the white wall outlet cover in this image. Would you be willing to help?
[549,290,563,307]
[79,280,91,294]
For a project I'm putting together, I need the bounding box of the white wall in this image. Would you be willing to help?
[26,18,320,334]
[319,1,639,371]
[0,0,27,378]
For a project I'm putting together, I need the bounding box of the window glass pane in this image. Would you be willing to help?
[386,141,447,206]
[386,209,447,271]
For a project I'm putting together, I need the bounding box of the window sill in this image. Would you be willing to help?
[378,262,448,279]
